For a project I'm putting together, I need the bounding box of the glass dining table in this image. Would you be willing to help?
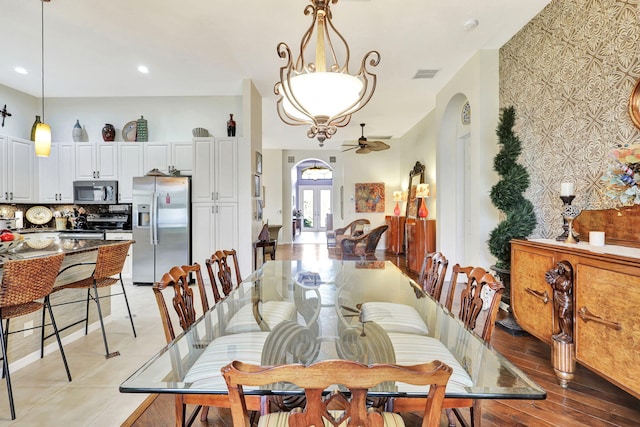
[120,259,545,409]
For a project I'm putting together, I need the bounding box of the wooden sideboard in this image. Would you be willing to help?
[405,218,435,274]
[511,238,640,400]
[385,215,406,255]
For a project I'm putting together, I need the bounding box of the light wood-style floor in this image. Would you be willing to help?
[126,242,640,427]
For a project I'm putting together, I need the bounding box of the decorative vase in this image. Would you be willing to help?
[227,113,236,137]
[31,115,41,141]
[102,123,115,142]
[418,198,428,218]
[394,201,401,216]
[136,115,148,142]
[72,119,82,142]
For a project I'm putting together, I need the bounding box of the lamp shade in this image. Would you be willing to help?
[416,183,430,198]
[34,122,51,157]
[393,191,403,202]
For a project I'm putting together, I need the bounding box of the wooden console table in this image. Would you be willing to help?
[384,215,406,255]
[405,218,435,274]
[511,238,640,400]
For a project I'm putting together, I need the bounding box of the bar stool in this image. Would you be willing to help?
[42,241,136,359]
[0,253,71,420]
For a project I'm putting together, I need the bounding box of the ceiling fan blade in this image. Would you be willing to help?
[342,146,359,152]
[356,147,372,154]
[341,143,359,147]
[368,141,390,151]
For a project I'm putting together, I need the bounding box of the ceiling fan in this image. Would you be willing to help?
[342,123,390,154]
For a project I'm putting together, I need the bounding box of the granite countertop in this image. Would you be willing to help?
[0,238,127,268]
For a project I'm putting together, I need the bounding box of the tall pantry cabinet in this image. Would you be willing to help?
[191,137,238,279]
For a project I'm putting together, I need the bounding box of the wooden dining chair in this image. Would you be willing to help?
[42,241,136,359]
[222,359,453,427]
[418,252,449,303]
[1,253,70,420]
[205,249,241,304]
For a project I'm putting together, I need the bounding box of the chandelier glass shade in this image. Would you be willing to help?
[301,163,332,180]
[275,0,380,147]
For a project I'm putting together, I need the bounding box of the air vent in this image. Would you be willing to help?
[288,156,295,163]
[413,69,440,79]
[329,156,336,163]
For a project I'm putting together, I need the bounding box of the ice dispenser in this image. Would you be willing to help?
[137,204,150,227]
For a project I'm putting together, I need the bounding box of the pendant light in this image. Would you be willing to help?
[35,0,51,157]
[274,0,380,147]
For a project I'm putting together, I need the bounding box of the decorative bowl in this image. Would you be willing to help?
[192,127,209,137]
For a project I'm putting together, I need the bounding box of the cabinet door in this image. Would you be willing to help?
[0,136,7,201]
[215,202,238,251]
[58,142,76,202]
[96,143,117,179]
[75,142,97,180]
[7,137,36,202]
[172,141,193,175]
[575,263,640,397]
[38,143,61,203]
[144,142,171,173]
[192,203,215,275]
[215,137,237,203]
[192,138,214,202]
[105,232,133,282]
[510,243,556,343]
[118,143,144,202]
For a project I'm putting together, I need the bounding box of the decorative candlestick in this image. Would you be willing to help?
[562,205,580,244]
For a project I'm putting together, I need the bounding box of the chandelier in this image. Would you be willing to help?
[274,0,380,147]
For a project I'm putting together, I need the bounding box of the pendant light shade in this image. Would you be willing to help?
[35,123,51,157]
[275,0,380,147]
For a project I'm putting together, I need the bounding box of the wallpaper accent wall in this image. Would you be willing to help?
[499,0,640,239]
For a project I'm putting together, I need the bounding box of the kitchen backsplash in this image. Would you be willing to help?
[0,203,131,229]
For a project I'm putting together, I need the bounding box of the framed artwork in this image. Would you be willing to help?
[254,174,261,197]
[355,182,385,213]
[256,151,263,175]
[406,161,425,218]
[256,200,263,220]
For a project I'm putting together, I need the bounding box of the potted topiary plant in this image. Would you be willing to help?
[488,106,537,332]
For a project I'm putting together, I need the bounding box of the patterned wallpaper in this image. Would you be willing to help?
[499,0,640,238]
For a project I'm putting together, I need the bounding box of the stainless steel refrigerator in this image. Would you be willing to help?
[132,176,191,285]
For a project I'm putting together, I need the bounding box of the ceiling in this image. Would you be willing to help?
[0,0,550,150]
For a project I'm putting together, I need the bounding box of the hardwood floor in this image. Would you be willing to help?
[125,244,640,426]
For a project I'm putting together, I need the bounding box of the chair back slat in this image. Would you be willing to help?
[0,254,65,308]
[152,265,198,343]
[222,359,452,427]
[418,252,449,302]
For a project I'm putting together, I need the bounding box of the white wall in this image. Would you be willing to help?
[0,83,39,140]
[45,95,242,143]
[263,149,283,227]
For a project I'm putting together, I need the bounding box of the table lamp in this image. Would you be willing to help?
[393,191,403,216]
[416,183,430,218]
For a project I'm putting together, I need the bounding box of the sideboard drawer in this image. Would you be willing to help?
[575,264,640,395]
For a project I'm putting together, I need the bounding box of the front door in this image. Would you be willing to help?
[299,185,332,231]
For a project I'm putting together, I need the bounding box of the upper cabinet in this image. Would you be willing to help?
[117,142,144,203]
[1,136,37,203]
[75,142,117,180]
[143,141,193,175]
[38,142,76,203]
[192,137,237,203]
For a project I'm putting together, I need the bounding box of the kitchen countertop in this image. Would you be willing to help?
[0,238,130,268]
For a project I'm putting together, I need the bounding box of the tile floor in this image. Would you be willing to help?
[0,282,167,426]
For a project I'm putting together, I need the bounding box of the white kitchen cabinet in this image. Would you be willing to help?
[75,142,117,180]
[0,136,37,203]
[191,202,238,274]
[192,137,237,203]
[117,142,144,202]
[38,142,76,203]
[104,232,133,283]
[143,141,192,175]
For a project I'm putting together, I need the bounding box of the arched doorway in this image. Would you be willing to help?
[291,159,333,243]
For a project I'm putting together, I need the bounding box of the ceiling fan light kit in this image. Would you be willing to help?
[274,0,380,147]
[342,123,390,154]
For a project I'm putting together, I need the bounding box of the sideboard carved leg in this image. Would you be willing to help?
[545,260,576,388]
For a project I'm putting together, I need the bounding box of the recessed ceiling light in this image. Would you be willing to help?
[463,18,479,32]
[14,67,28,75]
[137,65,149,74]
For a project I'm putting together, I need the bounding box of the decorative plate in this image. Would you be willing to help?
[25,206,53,225]
[26,239,53,249]
[122,120,137,142]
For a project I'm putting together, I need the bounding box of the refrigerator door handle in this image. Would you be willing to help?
[151,192,159,245]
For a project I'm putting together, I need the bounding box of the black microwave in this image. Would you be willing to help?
[73,180,118,204]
